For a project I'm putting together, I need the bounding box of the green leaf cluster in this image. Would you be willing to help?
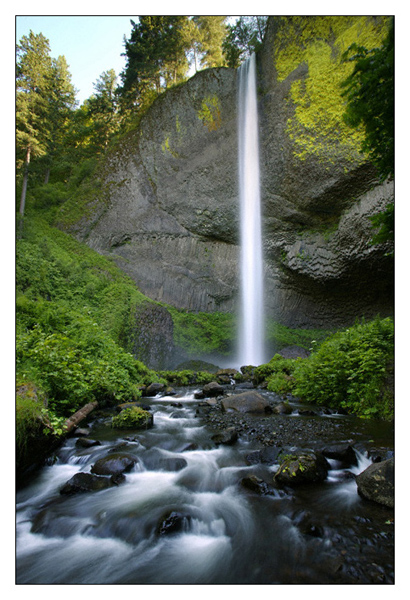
[16,215,165,418]
[293,317,394,419]
[158,370,215,386]
[341,18,394,181]
[253,354,299,395]
[112,406,152,430]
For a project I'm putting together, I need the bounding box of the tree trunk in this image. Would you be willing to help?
[64,401,99,434]
[18,146,31,238]
[19,146,31,217]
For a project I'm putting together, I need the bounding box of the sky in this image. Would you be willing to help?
[16,15,139,105]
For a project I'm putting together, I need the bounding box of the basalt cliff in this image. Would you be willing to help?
[66,16,393,330]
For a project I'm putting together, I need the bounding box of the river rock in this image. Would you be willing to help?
[157,511,192,536]
[355,458,394,508]
[75,437,102,449]
[273,401,293,415]
[144,382,166,397]
[274,452,330,485]
[211,427,238,445]
[158,457,188,471]
[321,443,358,467]
[203,381,224,397]
[91,453,138,476]
[245,446,282,465]
[241,474,271,495]
[221,391,271,414]
[60,472,117,495]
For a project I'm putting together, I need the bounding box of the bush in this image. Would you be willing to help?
[253,354,299,395]
[16,323,146,416]
[112,406,153,430]
[293,317,394,419]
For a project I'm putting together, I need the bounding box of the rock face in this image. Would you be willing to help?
[132,302,175,369]
[70,16,393,331]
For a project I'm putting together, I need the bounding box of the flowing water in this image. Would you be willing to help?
[16,390,394,584]
[238,54,265,367]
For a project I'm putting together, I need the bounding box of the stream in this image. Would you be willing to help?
[16,388,394,584]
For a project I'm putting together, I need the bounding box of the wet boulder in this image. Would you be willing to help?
[60,472,119,495]
[321,443,358,467]
[245,446,282,465]
[75,438,102,449]
[274,452,330,485]
[211,427,238,445]
[158,457,188,472]
[144,382,165,397]
[221,391,271,414]
[356,458,394,508]
[156,511,192,536]
[273,401,293,415]
[202,381,224,397]
[241,475,271,495]
[91,453,138,476]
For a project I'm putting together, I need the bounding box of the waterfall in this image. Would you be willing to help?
[237,54,265,367]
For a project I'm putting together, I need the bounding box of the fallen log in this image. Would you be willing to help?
[64,401,99,434]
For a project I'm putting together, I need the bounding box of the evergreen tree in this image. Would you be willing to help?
[42,55,77,183]
[87,69,120,149]
[16,31,52,221]
[16,31,76,225]
[119,16,191,113]
[193,16,227,68]
[223,16,268,67]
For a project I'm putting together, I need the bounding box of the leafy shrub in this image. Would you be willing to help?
[16,323,146,415]
[266,320,333,351]
[158,369,215,386]
[293,317,394,419]
[253,354,299,395]
[112,406,152,430]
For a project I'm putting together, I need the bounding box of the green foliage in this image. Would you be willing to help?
[370,202,394,251]
[119,16,191,113]
[293,317,394,419]
[273,16,389,165]
[223,16,268,67]
[341,18,394,181]
[16,215,166,418]
[253,354,299,395]
[112,406,152,430]
[266,320,333,351]
[16,394,45,457]
[16,325,144,415]
[158,370,215,386]
[167,308,235,357]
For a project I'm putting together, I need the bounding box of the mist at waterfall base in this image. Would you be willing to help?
[237,54,266,368]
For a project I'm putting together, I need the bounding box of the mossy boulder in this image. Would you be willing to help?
[112,406,154,430]
[274,452,330,485]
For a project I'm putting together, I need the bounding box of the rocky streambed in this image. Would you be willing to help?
[16,383,394,585]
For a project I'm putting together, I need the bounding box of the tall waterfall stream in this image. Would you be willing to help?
[238,54,265,367]
[16,389,394,584]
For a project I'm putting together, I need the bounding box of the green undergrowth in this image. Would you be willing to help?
[16,214,167,420]
[257,317,394,420]
[166,307,235,358]
[266,320,334,351]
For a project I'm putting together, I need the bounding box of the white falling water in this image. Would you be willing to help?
[237,54,265,367]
